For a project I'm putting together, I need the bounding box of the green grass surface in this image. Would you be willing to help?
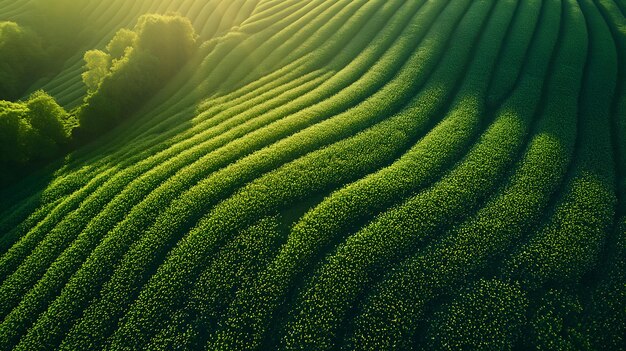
[0,0,624,350]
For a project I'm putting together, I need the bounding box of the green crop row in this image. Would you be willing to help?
[67,1,470,348]
[0,169,115,282]
[219,0,507,342]
[585,1,625,345]
[105,8,432,350]
[586,217,626,349]
[0,50,333,351]
[504,0,617,289]
[426,279,528,351]
[4,0,389,218]
[227,0,367,87]
[219,0,522,349]
[8,0,447,348]
[486,0,542,107]
[19,0,302,173]
[1,0,623,350]
[0,199,62,255]
[346,1,587,349]
[142,216,283,351]
[277,2,544,349]
[1,0,372,223]
[196,0,340,94]
[0,20,376,351]
[0,67,323,270]
[0,0,386,320]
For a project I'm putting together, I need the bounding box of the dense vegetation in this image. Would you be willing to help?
[0,0,623,350]
[0,92,69,183]
[0,14,197,183]
[0,22,49,101]
[77,14,198,136]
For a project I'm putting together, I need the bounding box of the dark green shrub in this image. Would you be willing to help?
[76,14,198,136]
[0,91,69,172]
[0,22,49,100]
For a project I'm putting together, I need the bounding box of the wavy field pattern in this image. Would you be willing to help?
[0,0,624,350]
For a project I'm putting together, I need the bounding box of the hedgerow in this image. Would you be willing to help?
[0,91,70,184]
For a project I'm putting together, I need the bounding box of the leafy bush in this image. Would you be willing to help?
[77,14,198,135]
[0,91,69,171]
[0,22,49,101]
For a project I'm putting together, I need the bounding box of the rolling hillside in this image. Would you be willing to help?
[0,0,625,350]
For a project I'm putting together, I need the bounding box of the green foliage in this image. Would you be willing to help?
[427,280,528,351]
[528,289,591,351]
[0,91,68,170]
[106,29,136,61]
[347,1,582,348]
[82,50,111,92]
[505,0,616,289]
[77,14,198,135]
[0,22,49,100]
[0,0,624,351]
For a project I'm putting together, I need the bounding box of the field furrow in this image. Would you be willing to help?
[1,0,623,349]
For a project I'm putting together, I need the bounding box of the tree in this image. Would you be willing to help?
[82,50,111,92]
[0,21,49,100]
[106,28,137,60]
[0,92,69,170]
[76,14,198,137]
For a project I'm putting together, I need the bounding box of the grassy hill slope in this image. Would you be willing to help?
[0,0,624,350]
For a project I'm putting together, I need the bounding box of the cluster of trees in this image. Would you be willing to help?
[1,0,93,102]
[0,22,50,101]
[0,91,70,178]
[0,14,198,184]
[76,14,198,136]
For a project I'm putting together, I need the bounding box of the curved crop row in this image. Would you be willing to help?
[504,0,617,289]
[426,279,528,351]
[346,1,589,349]
[0,0,623,350]
[4,0,407,220]
[486,0,543,107]
[0,70,333,347]
[218,1,521,350]
[66,1,473,349]
[7,0,454,349]
[0,0,408,296]
[0,2,408,347]
[231,0,515,350]
[143,216,284,351]
[279,2,566,349]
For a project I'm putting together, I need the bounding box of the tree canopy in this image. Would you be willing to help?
[0,91,69,171]
[0,22,49,100]
[77,14,198,136]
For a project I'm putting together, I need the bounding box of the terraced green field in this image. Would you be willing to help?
[1,0,625,350]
